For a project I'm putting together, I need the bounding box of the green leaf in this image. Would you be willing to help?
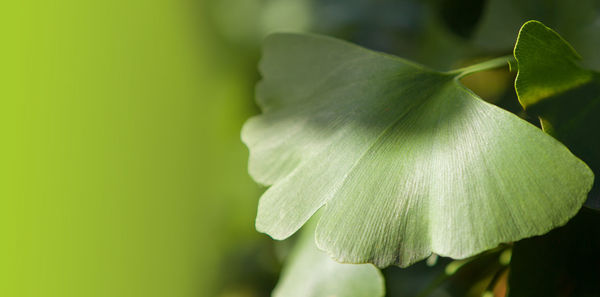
[473,0,600,70]
[514,20,600,208]
[273,218,384,297]
[242,33,593,267]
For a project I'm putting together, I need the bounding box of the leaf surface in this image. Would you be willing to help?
[273,219,384,297]
[243,33,593,267]
[514,20,600,208]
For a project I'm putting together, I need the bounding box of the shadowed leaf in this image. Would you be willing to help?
[243,33,593,267]
[514,20,600,208]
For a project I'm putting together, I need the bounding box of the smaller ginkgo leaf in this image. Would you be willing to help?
[514,20,600,208]
[243,32,593,267]
[272,218,384,297]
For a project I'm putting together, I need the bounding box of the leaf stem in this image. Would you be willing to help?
[447,55,516,79]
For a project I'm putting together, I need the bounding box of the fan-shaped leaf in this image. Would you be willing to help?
[473,0,600,70]
[242,33,593,267]
[514,20,600,208]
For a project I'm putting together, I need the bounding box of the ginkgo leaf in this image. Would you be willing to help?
[242,32,594,267]
[273,218,384,297]
[473,0,600,70]
[514,20,600,208]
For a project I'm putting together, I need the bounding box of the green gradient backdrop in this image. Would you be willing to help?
[1,1,264,296]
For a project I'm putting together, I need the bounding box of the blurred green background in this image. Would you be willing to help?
[2,0,599,296]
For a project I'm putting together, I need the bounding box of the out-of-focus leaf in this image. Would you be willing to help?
[310,0,478,70]
[443,249,509,297]
[508,209,600,297]
[384,248,509,297]
[272,219,384,297]
[242,33,593,267]
[514,20,600,208]
[383,257,451,297]
[473,0,600,69]
[211,0,312,47]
